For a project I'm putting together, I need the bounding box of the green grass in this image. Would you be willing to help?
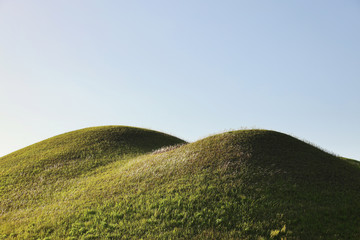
[1,127,360,239]
[342,157,360,170]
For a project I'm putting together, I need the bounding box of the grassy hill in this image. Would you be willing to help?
[1,127,360,239]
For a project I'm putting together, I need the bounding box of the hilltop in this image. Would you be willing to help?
[1,127,360,239]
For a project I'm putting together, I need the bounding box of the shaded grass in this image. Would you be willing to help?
[1,128,360,239]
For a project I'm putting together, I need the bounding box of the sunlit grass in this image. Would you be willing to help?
[1,127,360,239]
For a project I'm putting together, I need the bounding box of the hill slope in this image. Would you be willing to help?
[0,126,185,219]
[1,128,360,239]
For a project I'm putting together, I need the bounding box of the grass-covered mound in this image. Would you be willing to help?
[1,128,360,239]
[0,126,185,220]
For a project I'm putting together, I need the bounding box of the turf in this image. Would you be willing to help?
[1,127,360,239]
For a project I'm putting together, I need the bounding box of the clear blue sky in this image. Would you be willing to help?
[0,1,359,159]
